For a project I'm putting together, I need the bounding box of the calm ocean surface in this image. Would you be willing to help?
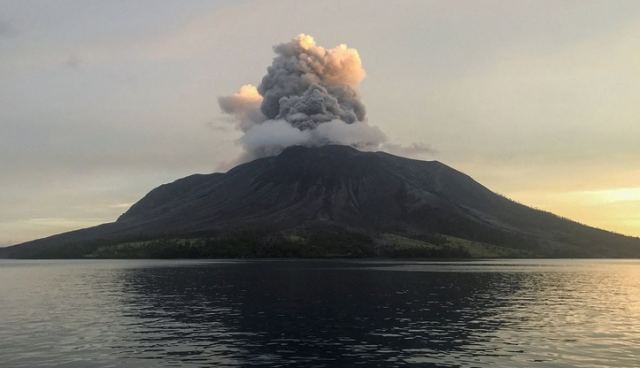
[1,259,639,367]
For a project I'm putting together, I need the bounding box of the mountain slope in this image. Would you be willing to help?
[3,145,639,258]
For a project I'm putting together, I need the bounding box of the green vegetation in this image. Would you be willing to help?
[86,229,376,259]
[55,230,532,259]
[373,233,531,258]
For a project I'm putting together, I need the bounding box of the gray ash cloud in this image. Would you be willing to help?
[219,34,431,161]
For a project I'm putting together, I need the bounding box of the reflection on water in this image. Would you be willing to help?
[1,260,639,367]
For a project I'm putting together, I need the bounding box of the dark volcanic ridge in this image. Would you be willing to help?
[3,145,639,258]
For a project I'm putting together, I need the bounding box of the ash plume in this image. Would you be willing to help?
[258,34,366,128]
[218,34,429,161]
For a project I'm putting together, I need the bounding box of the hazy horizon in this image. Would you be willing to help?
[2,0,640,245]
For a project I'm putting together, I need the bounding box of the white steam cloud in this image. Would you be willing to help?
[219,34,429,161]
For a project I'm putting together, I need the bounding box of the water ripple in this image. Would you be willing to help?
[1,259,639,367]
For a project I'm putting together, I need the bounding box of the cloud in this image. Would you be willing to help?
[64,54,82,69]
[240,120,311,158]
[383,142,437,157]
[258,34,366,126]
[108,202,134,209]
[0,20,15,38]
[218,34,386,161]
[217,84,265,131]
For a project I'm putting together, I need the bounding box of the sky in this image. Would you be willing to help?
[1,0,639,245]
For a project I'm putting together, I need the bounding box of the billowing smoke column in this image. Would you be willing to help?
[219,34,386,159]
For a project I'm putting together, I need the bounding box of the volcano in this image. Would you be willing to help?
[3,145,639,258]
